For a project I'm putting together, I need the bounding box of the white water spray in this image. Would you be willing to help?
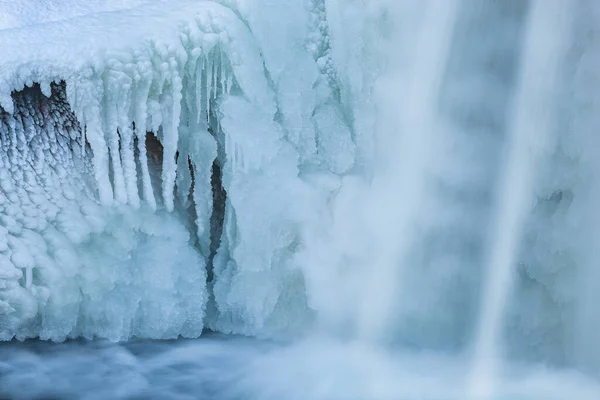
[356,0,460,343]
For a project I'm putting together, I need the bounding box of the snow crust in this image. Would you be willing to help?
[0,0,160,31]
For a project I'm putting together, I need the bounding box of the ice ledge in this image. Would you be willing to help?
[0,0,277,212]
[0,0,274,117]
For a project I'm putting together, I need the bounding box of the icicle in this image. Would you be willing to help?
[187,129,217,257]
[40,82,52,98]
[224,58,233,95]
[227,62,233,95]
[196,57,204,124]
[175,73,196,209]
[133,75,156,211]
[202,56,207,121]
[176,152,192,209]
[118,120,140,209]
[213,51,218,99]
[161,64,183,212]
[220,51,227,97]
[104,98,127,205]
[0,94,13,114]
[136,126,156,210]
[206,55,212,121]
[111,72,139,208]
[86,113,113,205]
[175,115,192,208]
[65,77,115,204]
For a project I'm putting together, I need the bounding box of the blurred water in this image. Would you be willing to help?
[1,335,599,400]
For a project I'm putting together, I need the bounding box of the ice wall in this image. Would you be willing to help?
[0,0,354,340]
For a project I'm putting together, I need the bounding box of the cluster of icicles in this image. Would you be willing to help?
[0,42,236,331]
[67,46,234,213]
[0,5,295,339]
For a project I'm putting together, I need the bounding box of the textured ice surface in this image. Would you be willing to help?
[0,84,207,341]
[0,0,351,341]
[0,0,159,30]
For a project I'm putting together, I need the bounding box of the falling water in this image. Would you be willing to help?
[467,1,571,397]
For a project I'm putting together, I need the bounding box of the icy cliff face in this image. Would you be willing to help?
[0,0,355,340]
[2,0,600,386]
[0,82,208,341]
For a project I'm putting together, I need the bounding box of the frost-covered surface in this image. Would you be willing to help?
[0,0,161,30]
[0,83,206,341]
[0,0,353,341]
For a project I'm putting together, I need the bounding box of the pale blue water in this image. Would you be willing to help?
[2,335,599,400]
[0,334,273,400]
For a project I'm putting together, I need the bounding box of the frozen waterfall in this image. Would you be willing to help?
[1,0,600,399]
